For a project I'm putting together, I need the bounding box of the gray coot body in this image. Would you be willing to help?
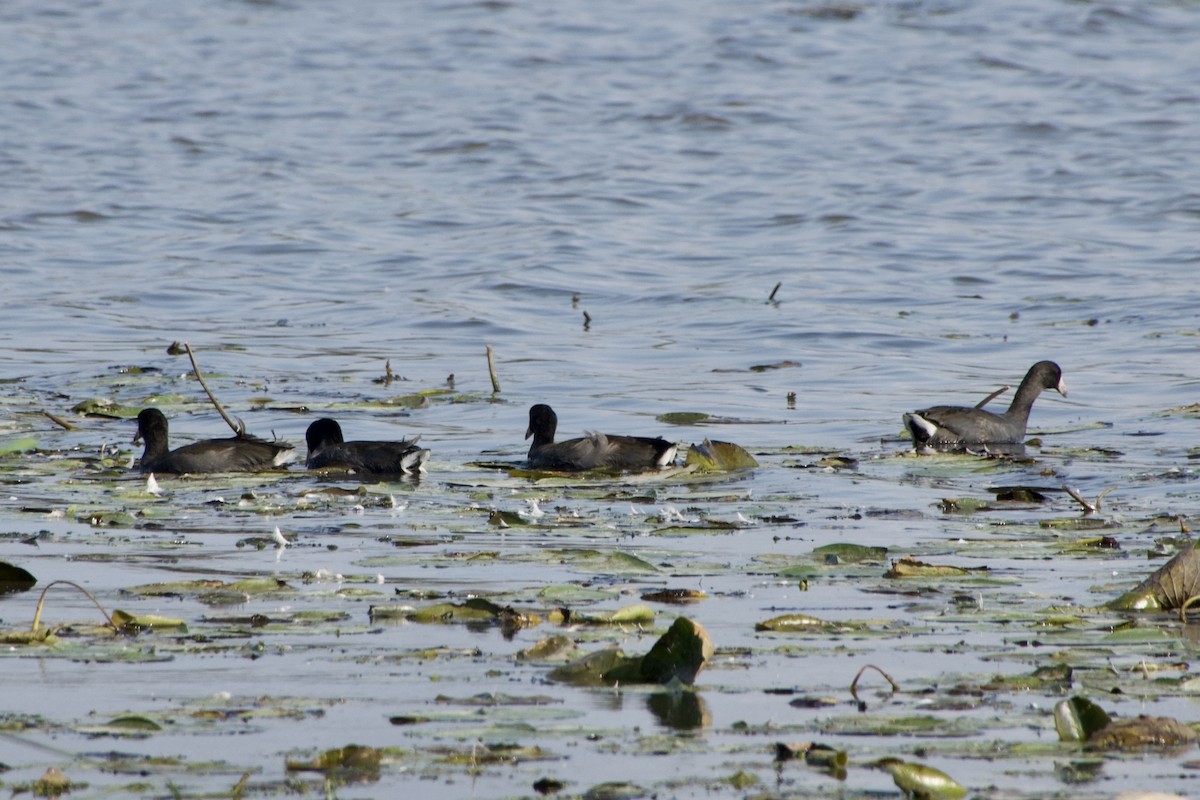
[305,418,430,475]
[524,404,677,471]
[903,360,1067,448]
[133,408,296,474]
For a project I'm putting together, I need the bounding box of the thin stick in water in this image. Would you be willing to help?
[768,281,782,303]
[486,345,501,394]
[43,410,76,430]
[849,663,900,705]
[183,342,245,436]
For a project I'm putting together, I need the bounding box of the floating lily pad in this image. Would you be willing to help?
[657,412,712,425]
[884,558,988,579]
[876,758,967,800]
[755,613,832,632]
[685,439,758,471]
[812,543,887,563]
[1054,696,1112,743]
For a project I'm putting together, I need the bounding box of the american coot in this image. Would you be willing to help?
[525,404,677,471]
[903,360,1067,448]
[305,418,430,474]
[133,408,296,474]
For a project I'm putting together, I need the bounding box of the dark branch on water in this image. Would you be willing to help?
[183,342,245,436]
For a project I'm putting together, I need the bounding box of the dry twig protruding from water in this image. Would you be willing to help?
[42,410,76,430]
[582,310,591,331]
[486,345,501,394]
[768,281,782,303]
[1063,484,1117,515]
[849,663,900,707]
[183,342,245,436]
[32,579,116,633]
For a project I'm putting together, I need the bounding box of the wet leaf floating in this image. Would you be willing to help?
[1108,541,1200,613]
[755,613,833,632]
[875,758,967,800]
[884,558,988,579]
[657,412,711,425]
[609,616,714,686]
[286,744,382,780]
[939,497,991,514]
[749,360,802,372]
[549,617,713,687]
[1054,696,1199,751]
[811,543,888,564]
[685,439,758,471]
[640,588,706,604]
[1087,715,1200,751]
[0,561,37,594]
[111,610,188,633]
[581,781,649,800]
[1053,696,1112,743]
[552,603,655,626]
[516,635,578,662]
[71,397,134,418]
[371,598,542,628]
[31,766,74,799]
[990,486,1048,503]
[547,647,634,687]
[0,435,38,455]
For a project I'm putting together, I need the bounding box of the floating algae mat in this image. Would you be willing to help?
[0,377,1198,799]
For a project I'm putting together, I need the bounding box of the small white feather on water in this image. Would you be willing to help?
[146,473,163,496]
[272,527,290,548]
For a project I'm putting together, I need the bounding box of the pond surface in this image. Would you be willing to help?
[1,0,1200,797]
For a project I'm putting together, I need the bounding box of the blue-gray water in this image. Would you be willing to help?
[2,1,1200,797]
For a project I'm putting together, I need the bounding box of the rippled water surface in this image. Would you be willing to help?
[2,0,1200,797]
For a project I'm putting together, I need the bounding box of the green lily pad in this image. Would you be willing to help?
[685,439,758,471]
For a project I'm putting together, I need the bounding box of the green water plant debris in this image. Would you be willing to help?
[685,439,758,471]
[549,616,713,687]
[884,558,988,579]
[31,766,76,799]
[111,609,188,633]
[755,613,835,632]
[1108,540,1200,614]
[775,741,848,779]
[640,588,706,604]
[1055,695,1199,751]
[286,744,382,780]
[370,597,542,629]
[551,603,654,626]
[812,543,887,563]
[1053,696,1111,742]
[657,412,711,425]
[875,758,967,800]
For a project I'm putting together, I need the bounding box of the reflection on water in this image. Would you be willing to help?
[647,690,710,731]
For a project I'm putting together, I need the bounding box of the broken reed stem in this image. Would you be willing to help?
[1180,594,1200,623]
[974,385,1010,410]
[42,410,76,430]
[849,663,900,703]
[183,342,244,436]
[486,345,501,394]
[768,281,782,303]
[32,579,116,633]
[1062,484,1095,514]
